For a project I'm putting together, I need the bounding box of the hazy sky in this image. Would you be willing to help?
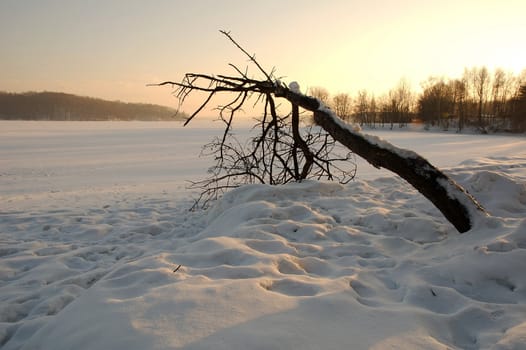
[1,0,525,113]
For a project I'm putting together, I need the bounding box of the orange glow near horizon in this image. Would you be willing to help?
[1,1,525,114]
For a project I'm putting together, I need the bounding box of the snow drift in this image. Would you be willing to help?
[1,122,526,349]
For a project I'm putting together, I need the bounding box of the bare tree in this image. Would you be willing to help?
[473,66,491,129]
[452,78,467,131]
[395,78,414,127]
[332,93,352,121]
[368,94,377,128]
[157,31,487,232]
[383,79,413,129]
[501,71,519,121]
[418,77,455,129]
[492,68,506,118]
[354,89,369,126]
[377,94,390,128]
[512,83,526,132]
[308,86,330,105]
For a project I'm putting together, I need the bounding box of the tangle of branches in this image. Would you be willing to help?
[156,31,356,209]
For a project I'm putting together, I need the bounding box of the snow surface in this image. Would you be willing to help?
[288,81,301,93]
[1,120,526,349]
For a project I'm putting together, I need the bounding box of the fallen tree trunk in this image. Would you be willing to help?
[160,30,487,233]
[275,84,488,233]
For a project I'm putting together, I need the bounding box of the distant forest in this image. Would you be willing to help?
[0,91,186,121]
[310,66,526,133]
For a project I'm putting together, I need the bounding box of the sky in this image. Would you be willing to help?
[1,0,525,114]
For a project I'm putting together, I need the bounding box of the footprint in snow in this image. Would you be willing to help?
[260,278,321,297]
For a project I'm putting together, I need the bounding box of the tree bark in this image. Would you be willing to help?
[275,85,487,233]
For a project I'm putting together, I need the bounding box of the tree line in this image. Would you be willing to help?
[310,66,526,133]
[0,91,187,121]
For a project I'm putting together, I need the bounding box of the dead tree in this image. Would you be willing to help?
[156,32,355,208]
[157,31,487,232]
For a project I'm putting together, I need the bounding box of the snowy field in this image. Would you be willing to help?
[1,120,526,349]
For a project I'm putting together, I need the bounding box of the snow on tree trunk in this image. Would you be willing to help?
[275,85,488,233]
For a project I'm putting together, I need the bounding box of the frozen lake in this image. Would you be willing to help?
[2,120,525,209]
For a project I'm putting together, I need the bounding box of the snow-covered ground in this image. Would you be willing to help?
[1,120,526,349]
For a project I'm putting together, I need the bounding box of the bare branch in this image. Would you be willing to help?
[184,92,215,126]
[219,30,272,82]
